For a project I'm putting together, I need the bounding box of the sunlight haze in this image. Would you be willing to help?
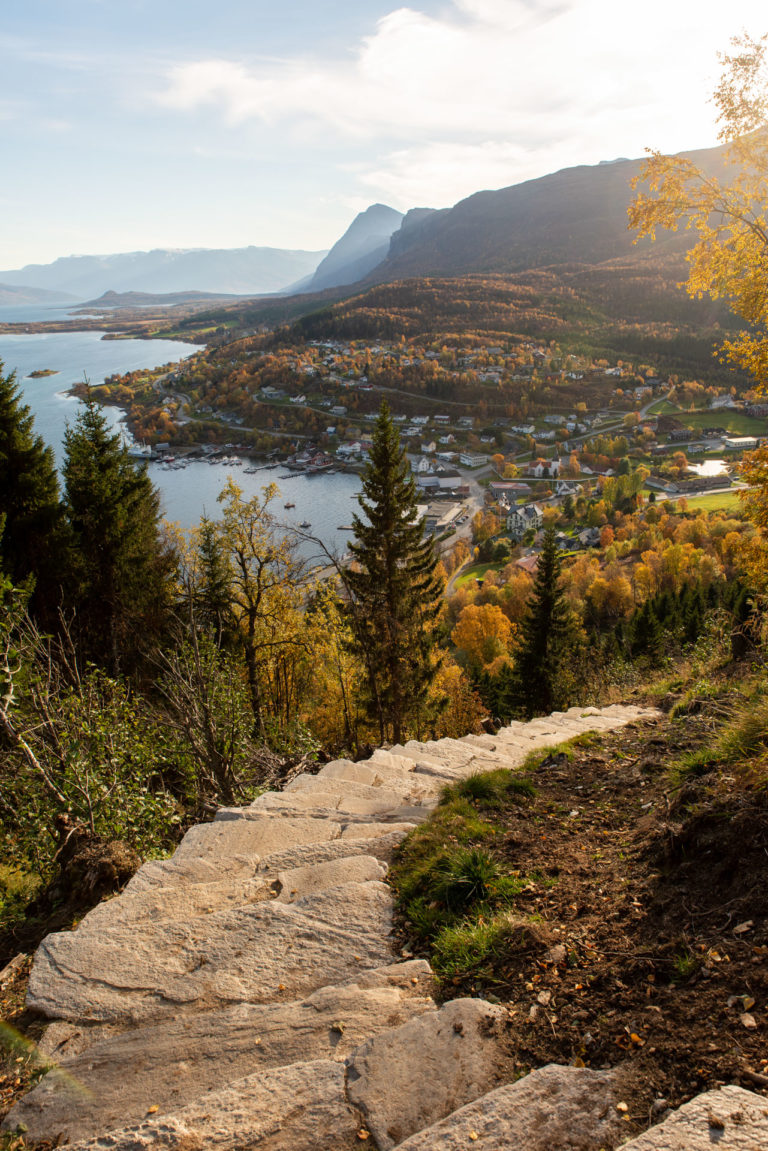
[2,0,765,266]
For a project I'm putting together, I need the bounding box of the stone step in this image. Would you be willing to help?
[346,997,516,1150]
[62,1059,366,1151]
[254,829,412,871]
[390,1063,624,1150]
[250,785,411,818]
[27,880,397,1026]
[216,800,433,825]
[307,757,444,801]
[275,855,387,902]
[7,963,435,1146]
[175,813,341,861]
[123,830,409,905]
[618,1084,768,1149]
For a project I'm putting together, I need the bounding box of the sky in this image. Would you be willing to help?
[2,0,766,268]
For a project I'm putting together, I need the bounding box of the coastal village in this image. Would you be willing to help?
[104,331,763,562]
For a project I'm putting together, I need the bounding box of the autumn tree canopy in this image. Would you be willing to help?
[628,33,768,387]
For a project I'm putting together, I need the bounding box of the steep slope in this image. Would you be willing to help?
[367,143,729,281]
[0,245,328,299]
[308,204,405,291]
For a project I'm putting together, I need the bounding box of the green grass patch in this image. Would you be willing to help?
[670,681,768,786]
[682,410,767,435]
[448,769,536,806]
[453,562,500,588]
[390,765,544,992]
[685,490,743,513]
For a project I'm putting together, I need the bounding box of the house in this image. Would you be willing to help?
[515,554,539,575]
[529,458,561,478]
[507,502,545,540]
[555,480,579,496]
[488,481,532,501]
[724,436,759,450]
[459,451,488,468]
[336,441,361,459]
[577,527,601,549]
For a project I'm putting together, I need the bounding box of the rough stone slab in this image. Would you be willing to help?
[310,759,443,802]
[346,997,515,1149]
[276,855,387,902]
[62,1060,364,1151]
[256,830,409,872]
[7,974,435,1145]
[80,876,275,929]
[366,749,418,773]
[124,854,260,895]
[27,882,395,1024]
[339,821,417,840]
[175,815,340,859]
[247,785,409,817]
[391,1064,624,1151]
[620,1085,768,1150]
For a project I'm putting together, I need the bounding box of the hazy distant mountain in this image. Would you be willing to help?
[364,143,729,282]
[81,289,250,308]
[0,283,78,306]
[307,204,405,291]
[0,246,328,300]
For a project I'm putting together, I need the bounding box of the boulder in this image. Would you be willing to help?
[346,998,515,1149]
[619,1084,768,1149]
[391,1064,624,1150]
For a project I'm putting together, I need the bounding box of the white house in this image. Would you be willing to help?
[459,451,488,468]
[507,502,545,539]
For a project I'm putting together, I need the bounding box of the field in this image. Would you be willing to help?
[685,489,744,512]
[665,408,767,436]
[453,561,500,588]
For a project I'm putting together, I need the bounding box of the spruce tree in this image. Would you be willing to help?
[0,361,66,617]
[345,401,443,744]
[62,393,176,674]
[505,527,572,718]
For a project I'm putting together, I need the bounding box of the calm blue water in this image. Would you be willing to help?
[0,308,360,550]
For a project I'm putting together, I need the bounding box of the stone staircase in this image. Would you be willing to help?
[4,704,768,1150]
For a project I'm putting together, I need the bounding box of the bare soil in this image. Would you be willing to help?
[405,711,768,1133]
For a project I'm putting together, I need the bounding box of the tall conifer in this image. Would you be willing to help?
[505,527,572,718]
[345,401,443,743]
[0,361,65,617]
[62,393,175,674]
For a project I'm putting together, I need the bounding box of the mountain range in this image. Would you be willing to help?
[2,140,728,305]
[0,246,327,302]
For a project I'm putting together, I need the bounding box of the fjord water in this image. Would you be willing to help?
[0,307,360,551]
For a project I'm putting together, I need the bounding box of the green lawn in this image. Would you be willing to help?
[454,562,500,588]
[685,489,745,512]
[680,410,767,435]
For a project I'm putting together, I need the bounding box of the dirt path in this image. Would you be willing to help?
[398,711,768,1117]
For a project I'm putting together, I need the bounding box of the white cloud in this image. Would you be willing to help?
[154,0,768,203]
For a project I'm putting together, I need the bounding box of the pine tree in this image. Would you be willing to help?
[345,401,444,744]
[504,527,572,718]
[0,361,66,617]
[62,393,176,674]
